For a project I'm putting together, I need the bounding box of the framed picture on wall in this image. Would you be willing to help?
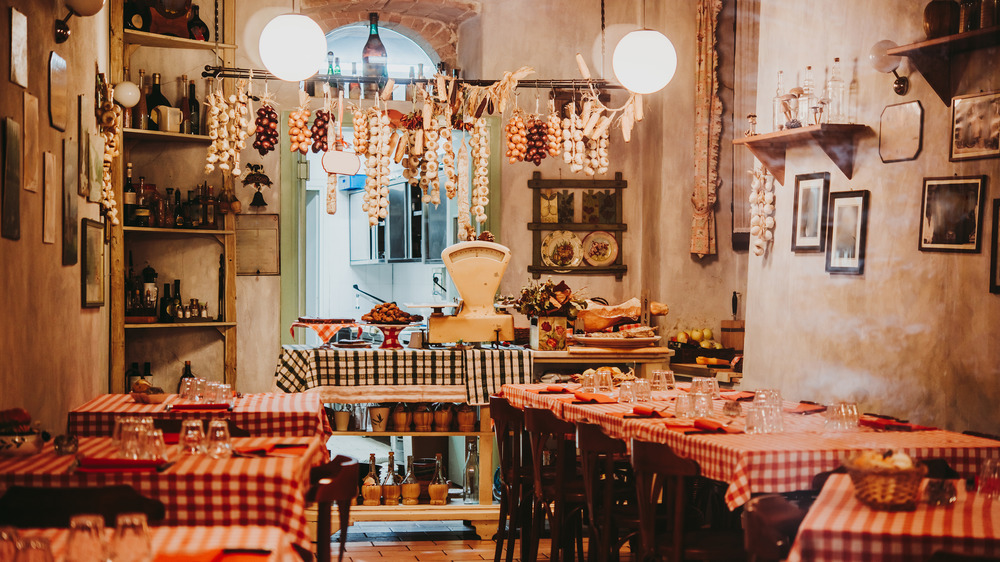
[791,172,830,252]
[990,199,1000,294]
[825,190,869,275]
[950,91,1000,161]
[81,218,104,307]
[919,176,986,253]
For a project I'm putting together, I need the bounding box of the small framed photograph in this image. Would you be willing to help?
[81,218,104,307]
[919,176,986,253]
[825,190,870,275]
[791,172,830,252]
[990,199,1000,294]
[950,91,1000,161]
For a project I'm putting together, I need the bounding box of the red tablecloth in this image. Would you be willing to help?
[16,525,296,561]
[501,383,1000,509]
[67,393,332,439]
[0,436,326,551]
[787,474,1000,561]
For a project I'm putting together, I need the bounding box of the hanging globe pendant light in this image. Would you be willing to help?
[612,28,677,94]
[259,14,326,82]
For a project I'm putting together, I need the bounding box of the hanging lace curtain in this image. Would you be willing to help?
[691,0,724,258]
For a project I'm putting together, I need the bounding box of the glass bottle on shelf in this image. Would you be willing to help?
[188,189,203,229]
[428,452,449,505]
[142,362,153,380]
[772,70,784,132]
[172,280,182,320]
[960,0,982,31]
[401,455,421,505]
[349,62,361,100]
[382,451,402,505]
[177,360,195,394]
[123,163,137,226]
[134,69,148,130]
[159,283,172,322]
[203,185,218,230]
[146,73,172,131]
[125,362,142,391]
[141,263,158,311]
[173,189,185,228]
[362,12,388,98]
[180,75,191,134]
[133,177,151,227]
[362,453,382,505]
[798,65,815,125]
[405,66,416,101]
[188,4,210,41]
[188,80,200,135]
[463,440,479,504]
[164,188,176,228]
[826,58,845,123]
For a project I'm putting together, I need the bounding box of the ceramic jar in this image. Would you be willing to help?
[391,403,412,432]
[413,404,433,431]
[433,403,453,432]
[924,0,960,38]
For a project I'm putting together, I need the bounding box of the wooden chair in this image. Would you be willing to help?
[307,455,359,562]
[740,494,806,562]
[576,422,639,562]
[152,417,251,437]
[490,396,533,562]
[0,485,165,528]
[524,407,586,562]
[630,439,745,562]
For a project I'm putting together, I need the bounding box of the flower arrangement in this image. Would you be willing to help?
[513,279,586,319]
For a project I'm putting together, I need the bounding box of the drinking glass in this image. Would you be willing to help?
[979,458,1000,499]
[634,378,651,402]
[205,419,232,459]
[692,393,713,418]
[219,383,234,406]
[745,405,765,434]
[580,372,596,394]
[66,514,106,562]
[110,513,151,562]
[202,382,219,404]
[650,370,675,392]
[142,429,166,461]
[14,537,53,562]
[618,380,636,404]
[193,378,207,403]
[764,405,784,433]
[179,419,205,455]
[722,400,743,418]
[690,377,709,395]
[112,416,135,450]
[824,402,859,432]
[706,378,721,399]
[179,377,196,400]
[0,526,20,562]
[675,393,695,419]
[118,419,143,460]
[596,368,614,396]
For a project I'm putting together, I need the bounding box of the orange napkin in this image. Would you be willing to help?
[721,391,756,401]
[155,550,271,562]
[630,405,672,418]
[162,433,179,445]
[542,385,572,393]
[693,418,742,434]
[859,415,935,432]
[572,391,617,404]
[784,402,827,414]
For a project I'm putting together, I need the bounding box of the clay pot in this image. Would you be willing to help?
[369,406,390,432]
[924,0,960,38]
[433,403,454,432]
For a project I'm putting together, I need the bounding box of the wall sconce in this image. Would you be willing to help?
[869,40,909,96]
[55,0,107,43]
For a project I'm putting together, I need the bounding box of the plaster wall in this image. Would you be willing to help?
[745,0,1000,433]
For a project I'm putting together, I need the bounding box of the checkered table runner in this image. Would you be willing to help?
[787,474,1000,561]
[67,393,332,439]
[0,436,326,551]
[502,383,1000,509]
[275,345,532,405]
[22,525,296,561]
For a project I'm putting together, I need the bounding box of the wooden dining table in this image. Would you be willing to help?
[13,525,297,561]
[501,383,1000,509]
[0,435,327,551]
[786,474,1000,561]
[67,392,333,439]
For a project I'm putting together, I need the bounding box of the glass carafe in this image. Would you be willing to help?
[401,455,421,505]
[428,452,449,505]
[463,440,479,504]
[382,451,401,505]
[361,453,382,505]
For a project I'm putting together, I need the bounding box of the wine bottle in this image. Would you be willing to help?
[203,184,218,229]
[140,263,158,310]
[217,253,225,321]
[159,282,172,322]
[428,453,449,505]
[362,12,388,98]
[133,177,151,227]
[187,4,210,41]
[172,280,182,320]
[382,451,401,505]
[188,189,203,228]
[124,0,152,32]
[142,362,153,380]
[188,80,200,135]
[176,360,195,394]
[463,440,479,504]
[164,187,176,228]
[123,163,137,226]
[146,73,172,131]
[125,362,142,392]
[401,455,420,505]
[134,69,149,130]
[173,188,186,228]
[179,74,191,134]
[362,453,382,505]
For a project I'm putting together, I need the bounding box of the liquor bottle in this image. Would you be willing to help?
[125,251,136,312]
[180,74,191,134]
[172,280,182,320]
[188,80,200,135]
[463,440,479,504]
[146,73,172,131]
[140,263,158,310]
[428,453,449,505]
[124,0,151,31]
[847,64,859,124]
[771,70,784,132]
[124,362,142,391]
[142,362,153,380]
[188,4,210,41]
[826,58,845,123]
[349,62,361,100]
[134,69,149,130]
[176,360,195,394]
[159,282,172,322]
[362,453,382,505]
[217,253,225,321]
[362,12,388,98]
[123,163,137,226]
[401,455,420,505]
[133,177,151,227]
[382,451,402,505]
[798,66,815,125]
[173,188,186,228]
[164,187,176,228]
[203,184,218,229]
[188,189,203,228]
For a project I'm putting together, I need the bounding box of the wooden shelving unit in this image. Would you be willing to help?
[732,124,870,185]
[887,26,1000,105]
[125,322,237,329]
[122,128,213,143]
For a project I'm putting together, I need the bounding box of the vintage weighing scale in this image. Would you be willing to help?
[413,241,514,344]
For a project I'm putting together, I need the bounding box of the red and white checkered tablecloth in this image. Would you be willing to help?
[787,474,1000,561]
[0,436,327,551]
[67,393,333,439]
[17,525,297,561]
[501,383,1000,509]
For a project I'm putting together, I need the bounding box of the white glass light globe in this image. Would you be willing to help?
[66,0,106,17]
[612,29,677,94]
[259,14,327,82]
[113,81,140,108]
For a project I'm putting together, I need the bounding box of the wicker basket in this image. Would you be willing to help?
[843,455,927,511]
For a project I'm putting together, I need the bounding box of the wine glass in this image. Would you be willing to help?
[14,537,54,562]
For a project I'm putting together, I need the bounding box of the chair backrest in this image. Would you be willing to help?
[490,396,525,482]
[0,485,166,528]
[741,494,806,561]
[630,439,701,562]
[314,455,360,562]
[524,408,577,501]
[577,422,627,542]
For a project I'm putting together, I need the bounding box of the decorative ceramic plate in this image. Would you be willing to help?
[581,231,619,266]
[571,335,661,349]
[541,231,584,268]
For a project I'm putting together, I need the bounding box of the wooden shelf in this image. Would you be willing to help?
[886,26,1000,105]
[124,226,233,235]
[123,129,212,143]
[125,322,236,329]
[124,29,236,51]
[310,503,500,539]
[732,123,870,185]
[527,222,627,232]
[528,264,628,280]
